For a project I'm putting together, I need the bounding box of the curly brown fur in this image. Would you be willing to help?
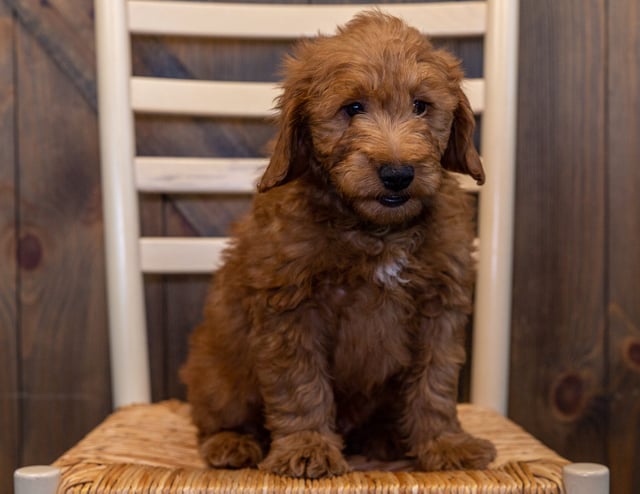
[181,11,496,478]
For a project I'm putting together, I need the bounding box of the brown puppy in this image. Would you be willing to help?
[181,11,496,478]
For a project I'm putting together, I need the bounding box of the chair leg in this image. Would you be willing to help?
[563,463,609,494]
[14,466,60,494]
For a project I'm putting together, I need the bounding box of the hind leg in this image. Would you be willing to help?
[186,374,267,468]
[199,430,265,469]
[182,322,266,468]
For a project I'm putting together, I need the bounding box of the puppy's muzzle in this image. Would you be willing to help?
[378,164,413,207]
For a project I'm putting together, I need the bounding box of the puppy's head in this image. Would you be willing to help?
[258,11,484,225]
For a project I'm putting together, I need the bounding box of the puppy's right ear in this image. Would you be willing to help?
[257,83,312,192]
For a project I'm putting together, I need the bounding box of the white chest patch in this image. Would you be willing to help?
[374,255,410,287]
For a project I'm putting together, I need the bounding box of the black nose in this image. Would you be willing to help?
[378,164,414,191]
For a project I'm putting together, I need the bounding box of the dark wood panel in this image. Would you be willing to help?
[164,276,209,399]
[15,19,110,465]
[510,0,607,462]
[607,1,640,492]
[0,3,19,492]
[140,195,169,400]
[133,34,280,245]
[6,0,96,109]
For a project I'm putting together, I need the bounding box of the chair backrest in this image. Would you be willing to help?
[94,0,519,413]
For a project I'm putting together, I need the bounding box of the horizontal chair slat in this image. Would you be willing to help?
[128,2,487,39]
[140,235,481,274]
[131,77,485,117]
[135,156,481,193]
[462,79,485,115]
[130,78,280,118]
[136,156,266,193]
[140,237,229,273]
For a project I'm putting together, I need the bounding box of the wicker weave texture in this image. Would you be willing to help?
[54,401,567,493]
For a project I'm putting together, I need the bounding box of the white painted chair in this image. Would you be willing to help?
[15,1,608,493]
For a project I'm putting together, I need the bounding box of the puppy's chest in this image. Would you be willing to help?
[325,258,420,393]
[372,255,411,288]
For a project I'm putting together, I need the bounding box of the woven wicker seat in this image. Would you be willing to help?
[54,401,567,493]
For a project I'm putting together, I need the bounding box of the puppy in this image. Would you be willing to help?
[181,11,496,478]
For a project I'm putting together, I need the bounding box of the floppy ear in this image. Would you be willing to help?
[441,88,485,185]
[257,84,312,192]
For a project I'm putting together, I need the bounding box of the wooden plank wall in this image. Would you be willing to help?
[0,1,18,486]
[607,0,640,491]
[0,1,638,493]
[2,0,111,482]
[511,0,608,462]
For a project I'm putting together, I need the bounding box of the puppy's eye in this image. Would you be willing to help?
[343,102,366,117]
[413,99,430,116]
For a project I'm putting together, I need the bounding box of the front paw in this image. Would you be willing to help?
[259,431,350,478]
[415,432,496,471]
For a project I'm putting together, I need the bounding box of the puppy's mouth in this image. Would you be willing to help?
[379,195,410,208]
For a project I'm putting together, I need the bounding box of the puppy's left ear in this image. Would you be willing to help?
[441,88,485,185]
[257,82,312,192]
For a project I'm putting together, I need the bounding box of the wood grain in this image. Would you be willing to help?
[510,0,607,463]
[607,1,640,492]
[5,0,96,109]
[0,3,19,491]
[140,194,169,399]
[162,209,210,399]
[15,16,110,465]
[132,34,280,241]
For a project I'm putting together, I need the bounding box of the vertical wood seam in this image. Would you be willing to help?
[10,2,25,468]
[601,0,611,471]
